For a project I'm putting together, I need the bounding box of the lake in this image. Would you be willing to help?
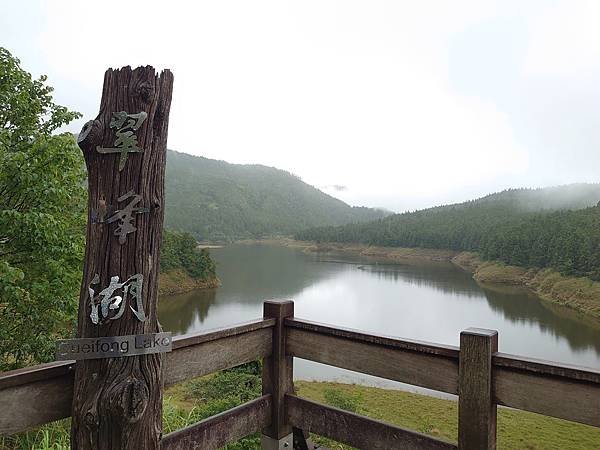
[158,243,600,393]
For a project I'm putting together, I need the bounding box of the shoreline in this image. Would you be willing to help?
[240,238,600,321]
[158,269,220,296]
[451,252,600,321]
[160,238,600,322]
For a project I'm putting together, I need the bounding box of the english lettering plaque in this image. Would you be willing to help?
[56,332,172,361]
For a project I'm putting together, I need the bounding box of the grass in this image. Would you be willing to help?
[0,420,71,450]
[296,381,600,450]
[529,268,600,319]
[4,371,600,449]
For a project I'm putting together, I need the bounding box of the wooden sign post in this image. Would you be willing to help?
[71,66,173,449]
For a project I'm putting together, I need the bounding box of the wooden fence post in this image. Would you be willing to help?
[458,328,498,450]
[262,300,294,449]
[71,66,173,449]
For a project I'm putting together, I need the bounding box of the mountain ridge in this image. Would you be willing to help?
[164,150,389,240]
[296,182,600,280]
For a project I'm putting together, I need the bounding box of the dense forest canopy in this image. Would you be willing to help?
[164,150,389,241]
[297,185,600,280]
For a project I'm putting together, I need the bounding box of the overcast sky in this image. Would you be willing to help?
[2,1,599,212]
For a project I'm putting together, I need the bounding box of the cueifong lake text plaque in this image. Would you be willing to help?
[56,332,172,361]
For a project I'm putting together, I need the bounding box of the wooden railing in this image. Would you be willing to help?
[1,300,599,449]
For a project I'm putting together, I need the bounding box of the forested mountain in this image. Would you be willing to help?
[165,150,388,240]
[296,185,600,280]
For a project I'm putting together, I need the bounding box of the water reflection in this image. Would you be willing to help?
[210,244,341,302]
[159,288,217,334]
[356,264,483,298]
[158,244,600,374]
[480,283,600,355]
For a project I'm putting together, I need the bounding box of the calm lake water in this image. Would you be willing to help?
[158,243,600,392]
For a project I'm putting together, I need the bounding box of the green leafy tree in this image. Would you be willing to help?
[0,47,86,370]
[161,230,216,280]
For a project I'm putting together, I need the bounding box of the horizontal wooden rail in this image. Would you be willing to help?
[0,319,275,434]
[286,394,456,449]
[166,318,274,387]
[162,395,272,450]
[285,318,460,394]
[285,318,600,429]
[493,353,600,427]
[3,312,600,446]
[0,361,75,436]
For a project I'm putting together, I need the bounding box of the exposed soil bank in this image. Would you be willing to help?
[239,238,459,261]
[256,239,600,321]
[158,269,220,296]
[452,252,600,321]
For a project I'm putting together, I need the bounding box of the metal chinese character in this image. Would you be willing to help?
[97,111,148,171]
[105,191,149,244]
[88,273,146,324]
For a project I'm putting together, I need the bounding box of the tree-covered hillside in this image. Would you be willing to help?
[296,185,600,280]
[165,150,388,240]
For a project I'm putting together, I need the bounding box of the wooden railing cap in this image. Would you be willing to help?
[461,328,498,337]
[263,299,294,305]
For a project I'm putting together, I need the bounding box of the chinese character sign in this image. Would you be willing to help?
[105,190,149,244]
[88,273,146,324]
[96,111,148,171]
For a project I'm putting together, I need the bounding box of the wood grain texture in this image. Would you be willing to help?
[172,319,275,350]
[0,323,271,434]
[262,300,295,439]
[4,318,600,438]
[493,351,600,427]
[494,367,600,427]
[161,395,271,450]
[458,328,498,450]
[0,360,74,391]
[493,352,600,384]
[285,319,459,358]
[286,395,457,450]
[165,327,272,387]
[72,66,173,449]
[0,374,74,434]
[286,327,459,394]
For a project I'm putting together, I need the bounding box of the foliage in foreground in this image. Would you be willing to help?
[0,47,85,371]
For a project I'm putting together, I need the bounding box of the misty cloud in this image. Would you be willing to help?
[323,184,348,192]
[2,1,598,212]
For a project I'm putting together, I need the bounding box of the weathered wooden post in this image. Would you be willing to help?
[69,66,173,449]
[262,300,295,449]
[458,328,498,450]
